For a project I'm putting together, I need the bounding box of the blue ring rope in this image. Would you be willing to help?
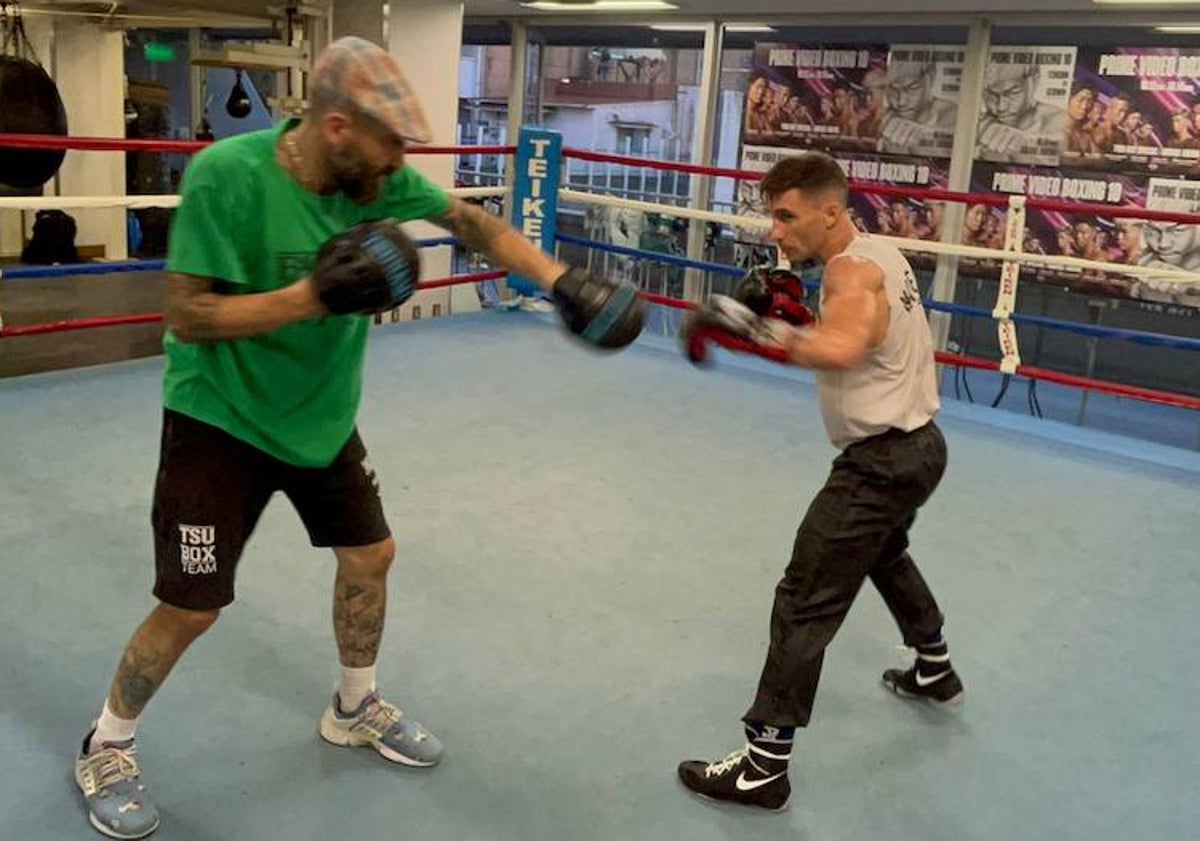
[0,237,460,281]
[4,231,1197,354]
[556,233,1200,354]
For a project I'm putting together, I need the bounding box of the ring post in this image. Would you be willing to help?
[510,127,562,297]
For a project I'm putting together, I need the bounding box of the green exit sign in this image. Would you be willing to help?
[143,42,177,63]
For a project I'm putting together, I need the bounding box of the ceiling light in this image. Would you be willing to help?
[648,24,776,32]
[1155,24,1200,30]
[521,1,680,10]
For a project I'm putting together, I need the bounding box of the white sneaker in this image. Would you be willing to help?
[74,732,160,839]
[319,691,443,767]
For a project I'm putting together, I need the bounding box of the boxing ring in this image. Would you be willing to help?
[0,131,1198,841]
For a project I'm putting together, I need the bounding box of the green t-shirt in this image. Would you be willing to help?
[164,120,451,467]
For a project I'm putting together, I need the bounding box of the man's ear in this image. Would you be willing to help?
[825,196,844,228]
[317,108,354,146]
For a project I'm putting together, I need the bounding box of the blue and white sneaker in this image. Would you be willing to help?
[74,732,160,839]
[319,691,442,767]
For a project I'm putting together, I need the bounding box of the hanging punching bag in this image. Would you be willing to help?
[0,56,68,188]
[225,70,252,119]
[0,4,69,191]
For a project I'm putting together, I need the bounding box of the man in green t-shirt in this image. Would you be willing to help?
[73,36,643,839]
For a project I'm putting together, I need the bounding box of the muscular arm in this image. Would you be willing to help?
[166,273,325,343]
[779,255,888,370]
[434,197,565,291]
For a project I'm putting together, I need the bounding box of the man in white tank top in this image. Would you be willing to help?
[679,152,963,811]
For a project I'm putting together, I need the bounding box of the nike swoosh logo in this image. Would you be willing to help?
[735,771,786,792]
[915,670,950,687]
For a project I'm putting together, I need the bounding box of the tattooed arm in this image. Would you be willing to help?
[166,273,325,343]
[434,197,566,292]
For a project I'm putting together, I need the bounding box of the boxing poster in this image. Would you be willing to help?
[1062,47,1200,174]
[975,46,1077,167]
[743,44,889,154]
[733,144,790,262]
[965,161,1148,299]
[878,44,965,159]
[1136,178,1200,307]
[841,154,949,269]
[735,144,947,268]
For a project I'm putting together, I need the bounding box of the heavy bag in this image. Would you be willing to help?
[0,55,69,189]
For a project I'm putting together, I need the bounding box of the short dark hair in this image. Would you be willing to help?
[759,152,848,206]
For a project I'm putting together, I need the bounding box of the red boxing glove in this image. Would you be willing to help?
[680,295,793,367]
[734,266,816,327]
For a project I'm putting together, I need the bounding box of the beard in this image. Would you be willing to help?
[325,142,385,205]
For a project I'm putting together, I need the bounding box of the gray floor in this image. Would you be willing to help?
[1,312,1198,841]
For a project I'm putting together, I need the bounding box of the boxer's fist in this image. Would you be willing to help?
[978,119,1027,156]
[734,266,815,327]
[880,115,926,148]
[681,295,792,365]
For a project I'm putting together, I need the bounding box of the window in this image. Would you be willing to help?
[615,125,650,155]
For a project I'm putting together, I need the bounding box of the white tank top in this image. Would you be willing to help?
[815,234,940,450]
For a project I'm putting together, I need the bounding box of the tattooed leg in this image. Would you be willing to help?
[107,603,220,718]
[332,539,394,668]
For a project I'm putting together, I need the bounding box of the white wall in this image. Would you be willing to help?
[545,109,595,150]
[56,23,127,259]
[332,0,384,44]
[386,0,471,317]
[460,46,483,99]
[538,103,677,154]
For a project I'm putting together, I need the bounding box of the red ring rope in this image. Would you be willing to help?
[1,133,1196,409]
[0,133,515,158]
[0,272,508,338]
[0,134,209,154]
[933,351,1200,411]
[563,148,754,181]
[5,284,1198,410]
[413,270,506,290]
[662,296,1200,411]
[563,147,1200,226]
[2,313,164,337]
[3,133,1198,225]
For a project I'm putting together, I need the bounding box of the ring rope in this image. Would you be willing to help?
[563,147,1200,226]
[557,188,1200,286]
[0,185,507,211]
[0,237,466,281]
[0,270,507,338]
[556,234,1200,352]
[0,133,516,158]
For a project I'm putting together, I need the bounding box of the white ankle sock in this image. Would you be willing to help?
[337,665,377,712]
[89,700,138,754]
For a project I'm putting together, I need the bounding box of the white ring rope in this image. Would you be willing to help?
[0,195,182,210]
[0,185,509,212]
[2,183,1196,291]
[558,187,1200,289]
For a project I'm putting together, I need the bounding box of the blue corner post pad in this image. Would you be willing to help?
[509,126,563,298]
